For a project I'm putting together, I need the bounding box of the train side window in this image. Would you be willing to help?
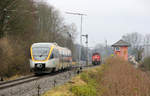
[54,49,59,58]
[57,50,59,57]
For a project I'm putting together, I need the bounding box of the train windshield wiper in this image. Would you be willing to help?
[39,54,43,57]
[39,50,48,57]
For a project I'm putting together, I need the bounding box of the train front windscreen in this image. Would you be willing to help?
[31,47,50,61]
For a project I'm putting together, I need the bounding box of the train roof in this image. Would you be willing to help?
[92,53,100,56]
[31,43,55,48]
[31,43,71,51]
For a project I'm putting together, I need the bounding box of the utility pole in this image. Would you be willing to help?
[105,39,108,57]
[82,34,88,66]
[66,12,87,65]
[105,39,107,48]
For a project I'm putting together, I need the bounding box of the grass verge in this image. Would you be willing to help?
[42,65,105,96]
[42,57,150,96]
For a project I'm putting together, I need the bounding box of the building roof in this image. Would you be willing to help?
[112,39,131,47]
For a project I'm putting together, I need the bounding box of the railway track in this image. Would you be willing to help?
[0,75,38,90]
[0,75,34,86]
[0,64,100,90]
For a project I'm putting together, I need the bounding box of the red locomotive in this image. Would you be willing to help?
[92,53,101,65]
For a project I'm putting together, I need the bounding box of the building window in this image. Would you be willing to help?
[115,47,120,51]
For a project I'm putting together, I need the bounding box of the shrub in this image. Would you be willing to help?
[80,72,89,83]
[0,37,30,78]
[140,57,150,71]
[101,57,150,96]
[80,70,98,86]
[71,67,104,96]
[71,85,96,96]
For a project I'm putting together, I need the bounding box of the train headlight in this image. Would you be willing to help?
[36,64,43,68]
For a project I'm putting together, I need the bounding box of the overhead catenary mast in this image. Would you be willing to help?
[66,12,87,64]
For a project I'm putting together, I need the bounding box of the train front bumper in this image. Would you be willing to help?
[29,59,57,73]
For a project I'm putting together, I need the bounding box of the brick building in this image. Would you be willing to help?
[112,40,130,60]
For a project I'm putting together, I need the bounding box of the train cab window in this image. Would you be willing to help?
[50,53,54,59]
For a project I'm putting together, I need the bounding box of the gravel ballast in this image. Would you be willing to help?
[0,70,77,96]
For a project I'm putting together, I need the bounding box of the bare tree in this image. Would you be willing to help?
[122,32,144,61]
[0,0,77,78]
[0,0,18,37]
[144,34,150,45]
[0,0,36,77]
[35,1,77,48]
[143,34,150,57]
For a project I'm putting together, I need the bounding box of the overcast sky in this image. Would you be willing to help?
[46,0,150,47]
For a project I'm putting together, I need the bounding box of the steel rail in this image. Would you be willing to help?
[0,75,34,85]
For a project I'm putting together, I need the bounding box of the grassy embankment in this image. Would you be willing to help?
[42,64,105,96]
[42,57,150,96]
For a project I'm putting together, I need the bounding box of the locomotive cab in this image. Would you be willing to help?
[30,43,58,74]
[92,53,101,65]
